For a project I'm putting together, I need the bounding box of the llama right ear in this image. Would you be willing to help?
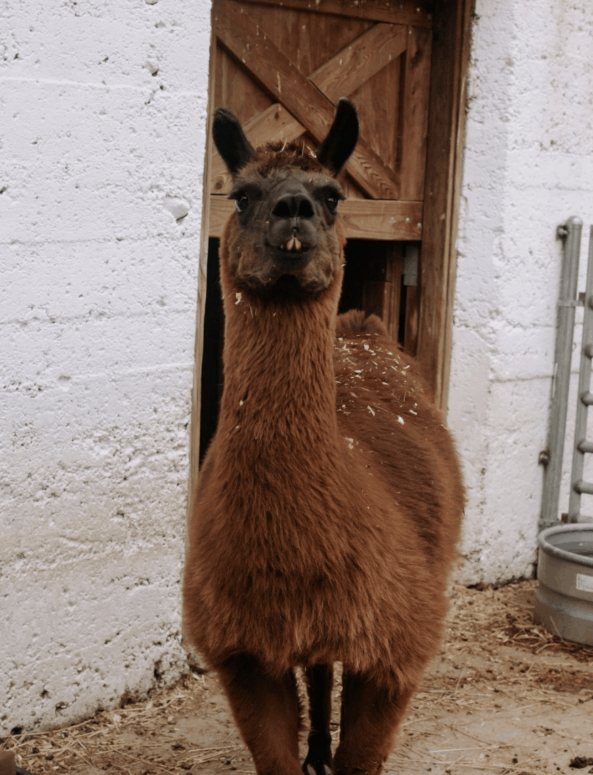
[212,108,256,177]
[315,98,359,176]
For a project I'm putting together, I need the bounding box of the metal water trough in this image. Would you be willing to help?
[535,524,593,646]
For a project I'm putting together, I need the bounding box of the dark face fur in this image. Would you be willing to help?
[225,150,345,295]
[213,100,359,299]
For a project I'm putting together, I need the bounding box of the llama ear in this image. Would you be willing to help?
[212,108,256,177]
[315,98,359,176]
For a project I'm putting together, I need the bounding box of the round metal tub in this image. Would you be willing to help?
[535,524,593,646]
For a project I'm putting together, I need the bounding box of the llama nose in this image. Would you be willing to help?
[271,192,315,221]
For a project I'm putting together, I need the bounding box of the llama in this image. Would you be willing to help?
[183,99,465,775]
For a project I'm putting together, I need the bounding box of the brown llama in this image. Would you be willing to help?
[183,99,465,775]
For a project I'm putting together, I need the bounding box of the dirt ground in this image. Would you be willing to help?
[3,580,593,775]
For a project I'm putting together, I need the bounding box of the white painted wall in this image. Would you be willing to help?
[3,0,592,735]
[449,0,593,584]
[1,0,211,734]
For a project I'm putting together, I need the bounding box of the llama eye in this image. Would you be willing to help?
[235,196,249,213]
[326,197,339,213]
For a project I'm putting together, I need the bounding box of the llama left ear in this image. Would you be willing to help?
[316,98,359,176]
[212,108,256,177]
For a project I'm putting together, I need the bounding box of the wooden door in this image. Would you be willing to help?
[192,0,473,468]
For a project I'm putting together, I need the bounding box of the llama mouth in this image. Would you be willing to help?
[269,238,311,264]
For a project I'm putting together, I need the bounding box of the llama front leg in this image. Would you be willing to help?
[303,664,334,775]
[216,653,303,775]
[334,670,415,775]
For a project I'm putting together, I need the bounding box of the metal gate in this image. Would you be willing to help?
[541,218,593,528]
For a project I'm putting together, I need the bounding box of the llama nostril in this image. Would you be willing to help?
[272,199,291,219]
[296,198,314,218]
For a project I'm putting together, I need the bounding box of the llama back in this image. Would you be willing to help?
[334,309,465,577]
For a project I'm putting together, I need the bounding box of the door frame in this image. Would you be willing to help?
[418,0,474,410]
[188,0,474,507]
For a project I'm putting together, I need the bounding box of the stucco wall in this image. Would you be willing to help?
[1,0,211,734]
[449,0,593,584]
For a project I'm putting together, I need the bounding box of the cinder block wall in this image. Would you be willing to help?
[450,0,593,584]
[1,0,211,734]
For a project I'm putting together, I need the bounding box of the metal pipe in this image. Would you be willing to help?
[540,218,583,530]
[568,224,593,522]
[574,480,593,496]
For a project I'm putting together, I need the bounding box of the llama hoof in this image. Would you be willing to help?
[303,761,333,775]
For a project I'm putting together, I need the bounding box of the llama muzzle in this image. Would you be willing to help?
[268,187,319,257]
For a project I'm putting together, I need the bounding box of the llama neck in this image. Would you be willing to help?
[217,287,340,450]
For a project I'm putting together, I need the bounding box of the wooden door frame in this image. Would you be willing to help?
[418,0,474,411]
[188,0,474,507]
[188,21,216,516]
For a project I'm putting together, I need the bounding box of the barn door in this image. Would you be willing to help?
[195,0,473,465]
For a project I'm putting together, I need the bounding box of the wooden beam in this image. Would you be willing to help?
[416,0,474,408]
[399,26,432,201]
[237,0,433,28]
[210,195,423,240]
[215,0,401,199]
[309,23,408,103]
[339,199,423,240]
[188,22,217,516]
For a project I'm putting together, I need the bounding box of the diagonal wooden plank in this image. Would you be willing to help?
[309,23,408,103]
[237,0,433,28]
[215,0,400,199]
[211,103,305,194]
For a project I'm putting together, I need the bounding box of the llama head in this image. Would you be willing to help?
[213,99,359,298]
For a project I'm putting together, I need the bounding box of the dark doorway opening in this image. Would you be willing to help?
[199,238,224,464]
